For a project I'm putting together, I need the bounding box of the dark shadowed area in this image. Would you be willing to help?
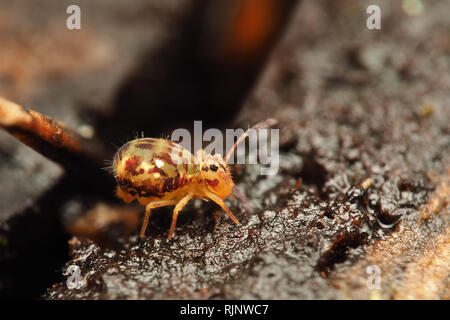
[0,0,448,299]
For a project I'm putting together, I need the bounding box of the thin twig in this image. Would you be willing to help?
[0,97,81,153]
[0,96,110,182]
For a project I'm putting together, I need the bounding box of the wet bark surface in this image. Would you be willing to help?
[0,0,448,299]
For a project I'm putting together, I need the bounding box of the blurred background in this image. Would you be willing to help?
[0,0,448,299]
[0,0,300,298]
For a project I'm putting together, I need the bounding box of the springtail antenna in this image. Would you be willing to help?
[224,118,278,163]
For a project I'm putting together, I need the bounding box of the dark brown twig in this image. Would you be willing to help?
[0,97,81,153]
[0,97,111,184]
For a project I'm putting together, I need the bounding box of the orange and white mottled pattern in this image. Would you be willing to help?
[112,118,276,239]
[113,138,233,206]
[113,138,198,205]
